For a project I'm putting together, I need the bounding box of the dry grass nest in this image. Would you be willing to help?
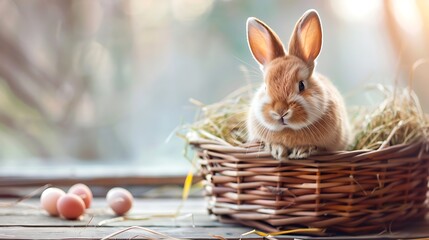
[183,84,429,151]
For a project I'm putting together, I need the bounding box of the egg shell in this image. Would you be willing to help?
[68,183,93,208]
[40,188,66,216]
[106,187,134,215]
[57,193,85,220]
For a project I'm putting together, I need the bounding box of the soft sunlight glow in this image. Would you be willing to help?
[172,0,214,22]
[123,0,169,26]
[330,0,381,22]
[390,0,423,36]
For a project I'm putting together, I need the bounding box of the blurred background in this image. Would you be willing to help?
[0,0,428,176]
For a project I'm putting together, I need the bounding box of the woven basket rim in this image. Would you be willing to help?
[189,137,429,162]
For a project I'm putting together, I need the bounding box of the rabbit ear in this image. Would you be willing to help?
[247,17,285,67]
[288,10,322,66]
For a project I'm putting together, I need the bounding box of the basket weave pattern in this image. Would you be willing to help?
[191,139,429,233]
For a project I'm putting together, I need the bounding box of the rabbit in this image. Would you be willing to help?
[246,9,351,160]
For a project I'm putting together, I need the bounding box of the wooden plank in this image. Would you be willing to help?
[0,198,224,227]
[0,175,202,188]
[0,214,226,228]
[2,225,429,240]
[0,226,276,240]
[1,198,429,239]
[0,165,200,190]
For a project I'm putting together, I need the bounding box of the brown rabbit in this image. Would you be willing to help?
[246,10,351,160]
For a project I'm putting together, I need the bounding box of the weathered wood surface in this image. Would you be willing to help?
[1,198,429,239]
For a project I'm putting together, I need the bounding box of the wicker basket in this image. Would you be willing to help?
[190,138,429,233]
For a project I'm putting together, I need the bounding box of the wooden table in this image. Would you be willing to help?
[1,197,429,239]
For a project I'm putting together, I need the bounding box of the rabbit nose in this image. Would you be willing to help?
[280,110,290,125]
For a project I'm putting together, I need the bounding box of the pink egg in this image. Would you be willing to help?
[57,193,85,220]
[106,187,134,215]
[68,183,93,208]
[40,187,65,216]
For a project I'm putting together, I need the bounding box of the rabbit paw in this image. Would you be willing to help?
[288,146,317,159]
[265,143,288,160]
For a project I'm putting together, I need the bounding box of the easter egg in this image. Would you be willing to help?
[106,187,134,215]
[40,187,65,216]
[68,183,93,208]
[57,193,85,220]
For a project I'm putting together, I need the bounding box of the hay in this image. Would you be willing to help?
[352,86,429,150]
[184,84,254,146]
[184,84,428,150]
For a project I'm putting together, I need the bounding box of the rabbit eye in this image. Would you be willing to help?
[299,80,305,92]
